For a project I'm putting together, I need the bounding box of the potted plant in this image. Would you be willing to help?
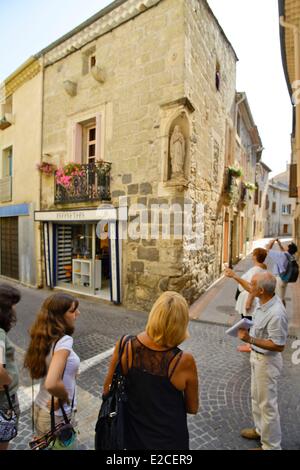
[55,162,84,189]
[228,166,243,178]
[36,162,57,176]
[244,182,256,191]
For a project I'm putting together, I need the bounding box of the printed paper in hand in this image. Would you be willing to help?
[225,318,254,337]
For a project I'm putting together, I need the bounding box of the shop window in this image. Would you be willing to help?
[56,223,110,297]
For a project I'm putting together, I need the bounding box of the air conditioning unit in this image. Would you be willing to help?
[0,113,13,130]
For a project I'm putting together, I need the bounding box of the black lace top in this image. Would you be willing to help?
[124,336,189,450]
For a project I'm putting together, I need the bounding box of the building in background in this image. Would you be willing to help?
[278,0,300,245]
[254,161,271,239]
[265,167,295,237]
[0,59,43,287]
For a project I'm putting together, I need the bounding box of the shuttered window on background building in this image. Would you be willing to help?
[289,163,297,198]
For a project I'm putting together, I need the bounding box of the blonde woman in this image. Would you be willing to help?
[103,291,199,450]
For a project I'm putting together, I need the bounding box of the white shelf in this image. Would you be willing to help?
[72,259,92,288]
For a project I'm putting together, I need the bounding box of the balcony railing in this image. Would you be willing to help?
[54,161,111,204]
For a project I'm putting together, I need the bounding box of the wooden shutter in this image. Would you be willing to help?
[0,217,19,280]
[289,163,297,198]
[73,123,83,163]
[95,113,102,161]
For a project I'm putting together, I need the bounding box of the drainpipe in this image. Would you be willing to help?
[38,55,45,288]
[280,16,300,214]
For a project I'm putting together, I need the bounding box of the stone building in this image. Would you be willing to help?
[31,0,240,311]
[253,161,271,239]
[222,92,263,267]
[278,0,300,246]
[265,167,295,237]
[0,59,43,287]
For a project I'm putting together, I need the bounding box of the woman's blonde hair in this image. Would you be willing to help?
[146,291,189,348]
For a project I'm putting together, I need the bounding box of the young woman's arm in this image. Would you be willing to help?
[44,349,70,403]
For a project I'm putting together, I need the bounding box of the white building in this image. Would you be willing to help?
[265,168,295,237]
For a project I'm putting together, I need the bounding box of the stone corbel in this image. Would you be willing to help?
[91,66,106,84]
[0,113,14,130]
[63,80,77,97]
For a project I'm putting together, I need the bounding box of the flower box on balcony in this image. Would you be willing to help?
[54,161,111,204]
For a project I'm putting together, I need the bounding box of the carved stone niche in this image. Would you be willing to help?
[159,98,194,193]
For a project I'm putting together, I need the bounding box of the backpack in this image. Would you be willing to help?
[279,253,299,283]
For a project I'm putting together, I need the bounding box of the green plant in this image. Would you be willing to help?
[228,166,243,178]
[244,182,256,191]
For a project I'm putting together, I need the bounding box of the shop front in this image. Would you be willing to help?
[34,208,122,304]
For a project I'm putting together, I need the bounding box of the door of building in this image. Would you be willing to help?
[0,216,19,279]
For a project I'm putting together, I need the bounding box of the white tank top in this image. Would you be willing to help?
[35,335,80,416]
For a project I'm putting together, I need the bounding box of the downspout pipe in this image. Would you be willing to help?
[280,17,300,198]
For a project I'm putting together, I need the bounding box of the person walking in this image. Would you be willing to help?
[237,272,288,451]
[0,284,21,450]
[102,291,199,450]
[225,248,268,352]
[266,239,298,306]
[24,293,80,443]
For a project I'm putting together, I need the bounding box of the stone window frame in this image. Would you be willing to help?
[68,108,105,164]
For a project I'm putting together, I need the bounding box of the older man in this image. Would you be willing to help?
[237,272,288,450]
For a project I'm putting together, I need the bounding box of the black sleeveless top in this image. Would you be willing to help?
[124,336,189,450]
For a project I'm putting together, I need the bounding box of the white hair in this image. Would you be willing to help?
[255,272,276,296]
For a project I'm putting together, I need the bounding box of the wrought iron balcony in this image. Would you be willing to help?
[54,161,111,204]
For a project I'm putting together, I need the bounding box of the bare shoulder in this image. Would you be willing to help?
[178,351,197,368]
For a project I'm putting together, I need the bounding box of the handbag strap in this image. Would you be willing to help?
[3,384,14,411]
[50,338,76,432]
[115,335,132,375]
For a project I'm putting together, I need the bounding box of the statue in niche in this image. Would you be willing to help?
[170,125,186,179]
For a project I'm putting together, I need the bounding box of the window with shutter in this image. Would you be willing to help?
[289,163,297,198]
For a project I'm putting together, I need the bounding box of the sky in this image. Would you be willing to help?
[0,0,292,176]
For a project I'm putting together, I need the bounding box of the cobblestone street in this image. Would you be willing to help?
[4,243,300,451]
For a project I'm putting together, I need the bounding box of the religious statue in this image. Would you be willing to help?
[170,125,186,178]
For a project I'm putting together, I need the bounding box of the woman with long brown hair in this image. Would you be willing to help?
[24,293,80,439]
[0,284,21,451]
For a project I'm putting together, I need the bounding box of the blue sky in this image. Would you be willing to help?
[0,0,292,176]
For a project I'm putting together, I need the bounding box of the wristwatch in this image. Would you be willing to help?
[249,337,255,345]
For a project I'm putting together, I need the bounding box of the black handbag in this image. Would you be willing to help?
[95,335,131,450]
[0,386,18,443]
[235,288,241,301]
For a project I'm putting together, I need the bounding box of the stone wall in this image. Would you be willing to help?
[179,0,237,304]
[42,0,188,311]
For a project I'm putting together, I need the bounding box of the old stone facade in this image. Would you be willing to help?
[254,161,271,239]
[1,0,263,312]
